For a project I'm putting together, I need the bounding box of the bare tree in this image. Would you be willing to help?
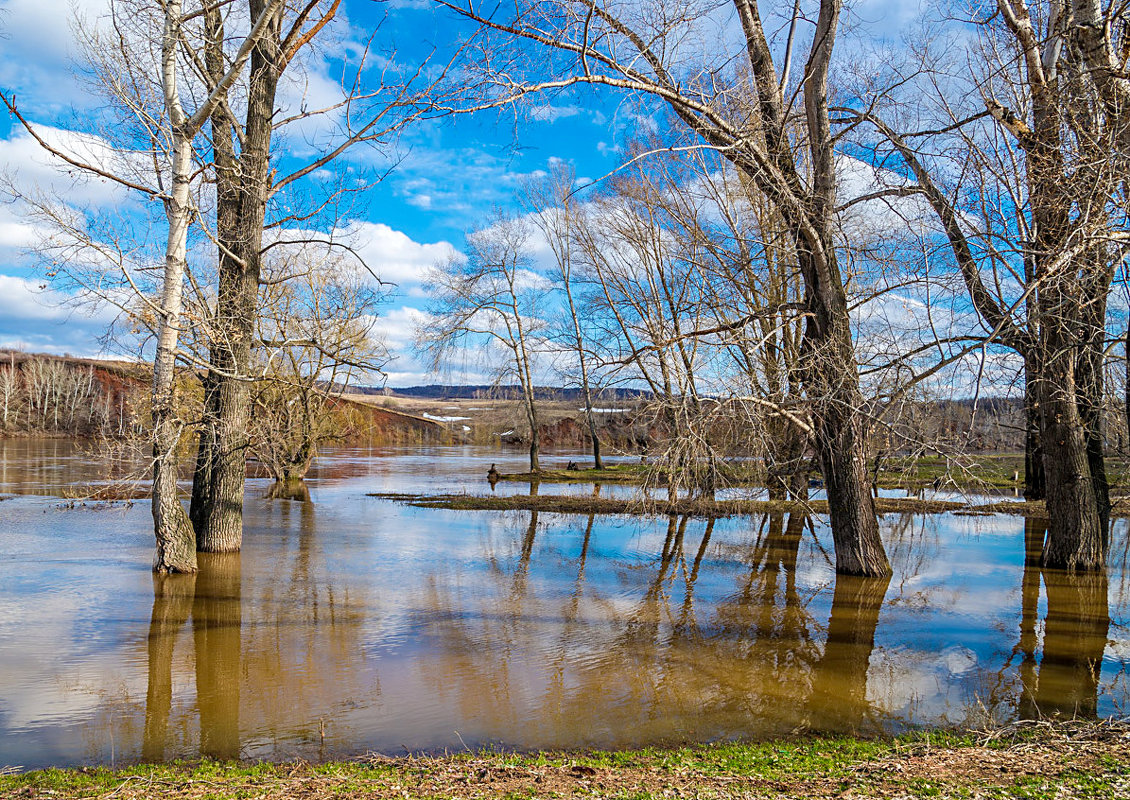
[572,166,719,498]
[188,0,455,553]
[420,214,549,472]
[5,0,456,568]
[849,0,1130,570]
[435,0,890,575]
[521,163,607,469]
[0,360,17,430]
[251,250,388,497]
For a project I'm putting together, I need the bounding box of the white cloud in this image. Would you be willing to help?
[349,221,461,285]
[369,305,430,350]
[0,0,112,110]
[530,104,582,123]
[0,215,42,251]
[0,273,120,356]
[0,125,144,208]
[836,154,936,240]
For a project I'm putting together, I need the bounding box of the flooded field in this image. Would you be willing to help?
[0,439,1126,769]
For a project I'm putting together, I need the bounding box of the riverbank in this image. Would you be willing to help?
[2,722,1126,798]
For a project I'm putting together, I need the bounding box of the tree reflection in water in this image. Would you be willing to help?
[807,571,891,733]
[142,554,243,761]
[133,499,1115,761]
[1016,518,1110,720]
[193,553,242,759]
[265,478,311,502]
[1017,518,1044,720]
[142,572,195,762]
[1034,569,1110,718]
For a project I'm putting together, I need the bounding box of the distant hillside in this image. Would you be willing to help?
[0,350,148,438]
[358,384,653,401]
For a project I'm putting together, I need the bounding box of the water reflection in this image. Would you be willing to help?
[1015,519,1111,720]
[808,573,890,733]
[1034,569,1109,718]
[140,555,242,761]
[0,444,1127,769]
[265,480,311,502]
[142,573,195,762]
[194,553,242,759]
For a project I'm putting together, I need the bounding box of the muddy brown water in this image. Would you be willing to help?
[0,439,1126,769]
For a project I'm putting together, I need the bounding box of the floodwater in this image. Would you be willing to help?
[0,438,1126,769]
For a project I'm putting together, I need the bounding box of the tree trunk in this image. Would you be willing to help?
[1076,280,1111,535]
[151,125,198,574]
[1023,352,1045,501]
[799,246,889,577]
[1039,323,1105,570]
[194,369,254,552]
[193,0,282,553]
[189,371,219,533]
[525,395,540,472]
[794,0,886,578]
[190,4,237,539]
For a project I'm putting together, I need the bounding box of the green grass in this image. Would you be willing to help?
[3,729,1123,799]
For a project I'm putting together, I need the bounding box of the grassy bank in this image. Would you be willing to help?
[501,454,1130,495]
[2,723,1127,799]
[370,489,1130,518]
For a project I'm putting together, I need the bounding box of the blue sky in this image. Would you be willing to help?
[0,0,930,385]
